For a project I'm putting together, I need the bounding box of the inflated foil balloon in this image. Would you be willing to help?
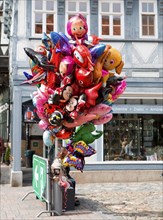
[67,14,88,41]
[59,56,75,79]
[38,119,49,130]
[62,154,85,171]
[50,31,72,56]
[73,141,96,157]
[73,43,93,70]
[43,130,55,147]
[23,13,126,156]
[72,123,103,144]
[89,44,106,63]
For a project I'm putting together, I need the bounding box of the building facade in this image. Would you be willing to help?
[1,0,162,186]
[0,0,10,167]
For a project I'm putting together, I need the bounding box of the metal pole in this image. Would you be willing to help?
[55,138,58,157]
[26,123,30,150]
[53,138,63,215]
[47,147,52,214]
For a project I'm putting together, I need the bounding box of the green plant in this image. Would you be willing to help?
[4,146,10,165]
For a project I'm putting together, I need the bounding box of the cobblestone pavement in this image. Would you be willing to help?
[76,182,163,220]
[0,164,163,220]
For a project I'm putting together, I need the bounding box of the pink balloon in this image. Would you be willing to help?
[63,104,112,128]
[93,113,113,125]
[112,80,127,101]
[88,103,112,116]
[38,120,49,130]
[63,113,97,128]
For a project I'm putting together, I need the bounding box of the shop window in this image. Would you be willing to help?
[104,117,142,161]
[143,117,163,160]
[32,0,57,36]
[139,0,158,38]
[65,0,90,36]
[99,0,124,39]
[104,114,163,161]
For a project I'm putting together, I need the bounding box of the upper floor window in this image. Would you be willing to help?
[99,0,124,39]
[139,0,158,38]
[65,0,90,37]
[32,0,57,37]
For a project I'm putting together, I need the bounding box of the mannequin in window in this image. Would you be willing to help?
[125,140,134,156]
[119,136,128,157]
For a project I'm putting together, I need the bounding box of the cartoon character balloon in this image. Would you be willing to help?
[23,13,126,171]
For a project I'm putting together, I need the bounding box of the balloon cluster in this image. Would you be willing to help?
[23,14,126,170]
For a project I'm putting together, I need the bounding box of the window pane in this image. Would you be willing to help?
[113,3,121,12]
[142,15,147,25]
[148,3,154,12]
[149,15,154,25]
[102,16,109,25]
[79,2,87,12]
[142,26,147,35]
[113,26,120,35]
[113,16,120,25]
[35,13,42,23]
[101,3,109,12]
[142,3,147,12]
[46,1,54,11]
[35,24,42,33]
[149,26,154,35]
[102,26,109,35]
[68,2,76,11]
[35,0,43,10]
[68,14,76,20]
[46,14,53,23]
[46,25,53,34]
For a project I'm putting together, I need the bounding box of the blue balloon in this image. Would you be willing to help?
[89,44,106,63]
[43,130,55,147]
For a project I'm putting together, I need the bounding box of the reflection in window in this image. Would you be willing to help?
[35,0,43,10]
[79,2,87,12]
[140,1,157,37]
[113,3,121,12]
[99,0,124,38]
[35,13,42,34]
[102,16,110,35]
[113,16,121,35]
[46,1,54,10]
[33,0,57,35]
[142,15,154,35]
[68,2,76,11]
[46,14,54,34]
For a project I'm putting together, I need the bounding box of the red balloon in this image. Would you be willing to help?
[55,127,74,139]
[75,68,93,87]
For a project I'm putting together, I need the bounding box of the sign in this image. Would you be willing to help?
[0,103,9,113]
[113,104,163,114]
[32,155,48,201]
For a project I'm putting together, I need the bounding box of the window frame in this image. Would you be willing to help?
[139,0,158,39]
[98,0,124,39]
[65,0,90,37]
[31,0,57,37]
